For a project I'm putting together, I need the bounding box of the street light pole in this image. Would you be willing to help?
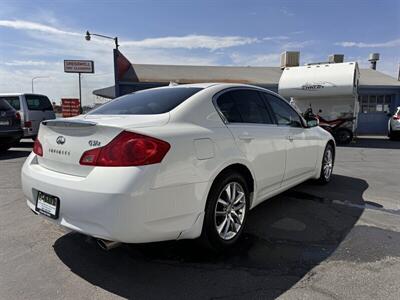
[31,76,49,93]
[85,31,119,49]
[85,30,120,97]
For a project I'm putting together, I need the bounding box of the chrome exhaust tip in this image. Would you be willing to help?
[96,239,121,251]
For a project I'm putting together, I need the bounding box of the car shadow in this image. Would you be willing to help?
[0,149,31,160]
[341,136,400,150]
[14,140,34,148]
[53,174,367,299]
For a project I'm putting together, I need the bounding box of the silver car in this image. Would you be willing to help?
[388,106,400,140]
[0,93,56,140]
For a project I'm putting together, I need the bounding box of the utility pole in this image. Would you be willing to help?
[78,73,82,113]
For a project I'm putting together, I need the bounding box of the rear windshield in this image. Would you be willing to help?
[0,99,13,111]
[0,96,20,110]
[25,95,53,111]
[89,87,203,115]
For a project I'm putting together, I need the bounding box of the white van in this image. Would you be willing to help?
[0,93,56,139]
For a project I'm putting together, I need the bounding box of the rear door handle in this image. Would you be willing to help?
[238,134,255,141]
[287,135,294,142]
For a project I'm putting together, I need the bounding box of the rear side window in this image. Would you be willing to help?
[0,99,13,111]
[25,95,53,111]
[89,87,203,115]
[216,89,273,124]
[0,96,20,110]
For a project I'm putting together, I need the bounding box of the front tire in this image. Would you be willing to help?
[388,127,397,140]
[317,144,334,184]
[201,171,250,251]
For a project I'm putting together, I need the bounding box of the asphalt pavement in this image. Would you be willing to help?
[0,137,399,300]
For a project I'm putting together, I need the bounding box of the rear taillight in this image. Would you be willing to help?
[393,116,400,120]
[79,131,170,167]
[24,121,32,128]
[33,138,43,157]
[15,112,21,121]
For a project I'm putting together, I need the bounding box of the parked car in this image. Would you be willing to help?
[0,99,23,152]
[388,106,400,140]
[21,83,335,251]
[0,93,56,140]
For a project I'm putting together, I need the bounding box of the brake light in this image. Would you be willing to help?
[79,131,170,167]
[15,112,21,120]
[33,138,43,157]
[393,116,400,120]
[24,121,32,128]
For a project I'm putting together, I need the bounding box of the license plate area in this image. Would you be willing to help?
[36,191,59,219]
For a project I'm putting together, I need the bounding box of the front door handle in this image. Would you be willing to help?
[238,134,255,141]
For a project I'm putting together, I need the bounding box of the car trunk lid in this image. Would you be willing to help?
[37,114,169,176]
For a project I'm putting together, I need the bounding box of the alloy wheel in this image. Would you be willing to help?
[214,182,246,240]
[323,148,333,180]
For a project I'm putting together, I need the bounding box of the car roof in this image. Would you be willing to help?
[159,82,269,90]
[0,93,48,97]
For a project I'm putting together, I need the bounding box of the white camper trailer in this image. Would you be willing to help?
[278,62,360,132]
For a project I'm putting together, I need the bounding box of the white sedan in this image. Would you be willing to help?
[388,106,400,140]
[21,83,335,250]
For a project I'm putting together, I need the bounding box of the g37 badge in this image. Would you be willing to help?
[88,140,101,147]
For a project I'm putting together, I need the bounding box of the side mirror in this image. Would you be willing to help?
[307,117,319,128]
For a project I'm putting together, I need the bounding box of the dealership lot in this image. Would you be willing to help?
[1,137,400,300]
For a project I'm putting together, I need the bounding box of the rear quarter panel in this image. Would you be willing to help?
[132,122,253,211]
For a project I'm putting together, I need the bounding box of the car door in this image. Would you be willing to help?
[264,93,318,184]
[24,94,42,135]
[215,88,287,201]
[24,95,54,136]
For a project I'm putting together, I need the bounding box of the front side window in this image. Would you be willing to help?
[216,89,273,124]
[89,87,202,115]
[25,95,53,111]
[266,94,303,127]
[0,96,20,110]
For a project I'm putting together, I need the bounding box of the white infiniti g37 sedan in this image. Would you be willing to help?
[21,83,335,250]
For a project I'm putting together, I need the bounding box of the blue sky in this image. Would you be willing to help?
[0,0,399,104]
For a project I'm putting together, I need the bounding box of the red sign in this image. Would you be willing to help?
[61,98,80,117]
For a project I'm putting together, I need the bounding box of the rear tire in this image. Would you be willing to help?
[334,128,353,144]
[201,171,250,252]
[0,143,12,152]
[388,127,398,140]
[317,144,334,184]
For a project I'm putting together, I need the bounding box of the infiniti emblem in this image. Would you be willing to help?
[56,136,66,145]
[0,111,5,117]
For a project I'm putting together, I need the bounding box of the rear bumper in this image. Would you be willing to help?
[21,153,207,243]
[22,127,36,138]
[0,129,23,139]
[391,125,400,132]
